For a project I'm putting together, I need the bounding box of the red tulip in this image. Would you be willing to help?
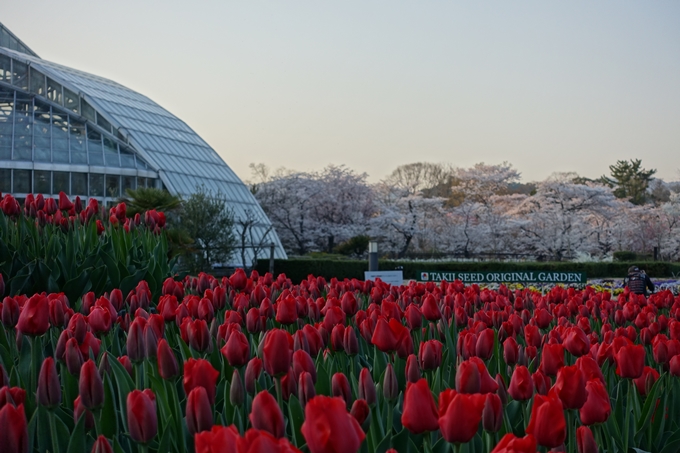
[222,330,251,368]
[16,294,50,336]
[127,318,146,362]
[476,328,495,360]
[183,359,220,405]
[301,396,365,453]
[1,296,19,328]
[540,343,564,376]
[421,294,442,321]
[245,358,263,394]
[670,355,680,377]
[250,390,285,438]
[470,357,499,394]
[350,399,370,427]
[576,426,598,453]
[0,403,28,453]
[186,387,214,435]
[401,379,439,434]
[343,327,359,355]
[292,349,317,383]
[229,369,245,407]
[358,368,376,405]
[157,339,179,379]
[0,386,26,409]
[419,340,443,371]
[455,359,481,394]
[186,319,211,352]
[634,366,660,396]
[127,389,157,443]
[482,393,503,433]
[405,354,421,384]
[508,365,534,401]
[195,425,240,453]
[525,393,566,448]
[383,363,398,400]
[564,327,590,357]
[615,344,645,379]
[576,355,605,385]
[340,292,358,317]
[37,357,61,408]
[91,435,113,453]
[503,337,519,365]
[551,365,587,410]
[438,389,486,443]
[490,434,537,453]
[263,329,292,378]
[579,379,611,425]
[79,359,104,409]
[332,372,352,407]
[276,296,298,325]
[298,371,316,408]
[73,395,95,431]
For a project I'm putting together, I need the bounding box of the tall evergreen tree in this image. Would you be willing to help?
[601,159,656,205]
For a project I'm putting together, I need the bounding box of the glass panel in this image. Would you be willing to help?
[137,177,147,188]
[103,137,120,167]
[0,169,10,193]
[33,102,51,162]
[12,100,32,160]
[0,89,13,159]
[11,60,28,90]
[72,173,87,195]
[29,68,46,96]
[97,114,112,133]
[63,87,79,114]
[89,173,104,197]
[13,169,31,193]
[46,79,63,105]
[69,119,87,163]
[81,99,96,123]
[51,112,69,163]
[106,175,120,198]
[53,171,69,194]
[119,147,136,168]
[35,170,51,194]
[122,175,135,193]
[0,55,10,83]
[87,128,103,165]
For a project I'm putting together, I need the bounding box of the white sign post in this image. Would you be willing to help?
[364,270,404,286]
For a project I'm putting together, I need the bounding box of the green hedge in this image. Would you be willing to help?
[256,259,680,283]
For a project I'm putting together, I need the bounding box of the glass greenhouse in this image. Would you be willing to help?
[0,22,286,264]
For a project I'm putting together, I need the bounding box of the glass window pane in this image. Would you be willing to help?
[122,175,135,193]
[35,170,51,194]
[12,100,32,160]
[13,169,31,193]
[69,119,87,163]
[53,171,69,194]
[97,115,112,133]
[120,147,136,168]
[81,99,96,123]
[47,79,63,105]
[33,101,51,161]
[106,175,120,198]
[29,68,46,96]
[63,88,79,114]
[89,173,104,197]
[11,60,28,90]
[87,128,103,165]
[103,137,120,167]
[0,55,10,83]
[72,173,87,195]
[0,169,10,193]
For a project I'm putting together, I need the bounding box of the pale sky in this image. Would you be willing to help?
[4,1,680,183]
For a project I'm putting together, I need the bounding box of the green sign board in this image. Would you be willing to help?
[418,271,587,284]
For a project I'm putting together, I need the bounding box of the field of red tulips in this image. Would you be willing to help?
[2,195,680,453]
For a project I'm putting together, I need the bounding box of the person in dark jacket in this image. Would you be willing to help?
[624,266,655,296]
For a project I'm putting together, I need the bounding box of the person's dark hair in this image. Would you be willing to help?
[628,266,640,274]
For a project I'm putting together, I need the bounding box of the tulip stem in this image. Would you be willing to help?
[386,402,393,440]
[275,377,284,412]
[48,410,60,453]
[624,380,632,453]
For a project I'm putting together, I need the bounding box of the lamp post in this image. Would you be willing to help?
[368,240,378,272]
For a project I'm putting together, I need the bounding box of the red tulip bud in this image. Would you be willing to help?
[91,435,113,453]
[358,367,376,405]
[298,371,316,408]
[79,360,104,409]
[127,389,157,443]
[37,357,61,408]
[332,372,352,408]
[229,370,244,407]
[383,363,398,401]
[0,402,28,453]
[250,390,285,438]
[186,387,214,435]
